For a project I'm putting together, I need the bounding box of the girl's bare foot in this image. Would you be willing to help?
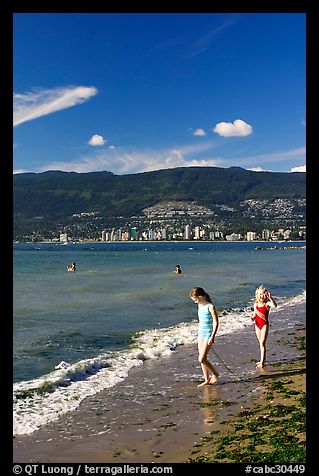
[208,373,219,384]
[197,381,210,387]
[256,362,264,369]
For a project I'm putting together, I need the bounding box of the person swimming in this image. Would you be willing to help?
[67,262,76,272]
[174,264,182,274]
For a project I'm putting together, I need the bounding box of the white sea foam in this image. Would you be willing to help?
[13,290,305,435]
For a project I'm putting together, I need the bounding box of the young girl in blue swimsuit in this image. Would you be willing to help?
[190,287,219,386]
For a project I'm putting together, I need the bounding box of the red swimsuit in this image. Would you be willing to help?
[253,304,269,329]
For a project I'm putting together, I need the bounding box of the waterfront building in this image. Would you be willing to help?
[214,231,224,240]
[246,231,257,241]
[130,227,138,240]
[283,229,291,240]
[226,233,242,241]
[161,228,167,240]
[262,229,270,240]
[121,231,130,241]
[148,229,155,241]
[184,224,192,240]
[194,226,201,240]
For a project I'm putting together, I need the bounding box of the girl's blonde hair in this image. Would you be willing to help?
[190,287,212,303]
[255,285,268,302]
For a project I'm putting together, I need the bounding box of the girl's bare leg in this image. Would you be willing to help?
[255,325,269,368]
[197,363,210,386]
[197,340,209,385]
[208,364,219,384]
[197,339,219,386]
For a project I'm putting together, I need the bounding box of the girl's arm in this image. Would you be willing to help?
[251,303,256,321]
[266,291,277,309]
[208,304,219,344]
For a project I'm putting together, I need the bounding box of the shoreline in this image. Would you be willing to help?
[14,240,306,245]
[187,359,306,463]
[13,299,306,463]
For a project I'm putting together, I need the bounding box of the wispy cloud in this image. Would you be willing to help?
[13,86,97,127]
[38,142,220,175]
[148,37,185,54]
[29,142,305,176]
[156,17,238,65]
[257,146,306,163]
[187,19,237,59]
[234,147,306,171]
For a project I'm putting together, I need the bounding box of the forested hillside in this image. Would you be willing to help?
[14,166,306,222]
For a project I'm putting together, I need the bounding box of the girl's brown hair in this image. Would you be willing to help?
[190,287,212,303]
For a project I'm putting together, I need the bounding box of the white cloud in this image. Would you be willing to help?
[213,119,253,137]
[193,128,206,137]
[32,142,305,176]
[88,134,106,146]
[290,165,306,172]
[39,142,220,175]
[13,169,30,174]
[13,86,97,127]
[247,166,269,172]
[230,147,305,170]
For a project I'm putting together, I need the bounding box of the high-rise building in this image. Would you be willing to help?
[194,226,201,240]
[246,231,257,241]
[261,229,270,240]
[184,224,192,240]
[59,233,68,243]
[110,228,116,241]
[148,229,155,240]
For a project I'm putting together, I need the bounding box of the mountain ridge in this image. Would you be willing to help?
[13,167,306,240]
[14,166,305,222]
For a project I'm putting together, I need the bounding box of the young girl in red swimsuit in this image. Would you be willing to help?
[251,285,277,369]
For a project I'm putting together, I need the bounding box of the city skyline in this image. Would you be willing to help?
[13,13,306,176]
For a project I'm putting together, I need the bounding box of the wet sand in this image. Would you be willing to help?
[13,300,306,463]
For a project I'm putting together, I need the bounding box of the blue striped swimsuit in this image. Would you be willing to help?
[198,303,213,339]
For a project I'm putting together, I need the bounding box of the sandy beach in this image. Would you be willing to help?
[13,299,306,464]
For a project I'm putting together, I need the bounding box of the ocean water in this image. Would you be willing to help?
[13,241,306,435]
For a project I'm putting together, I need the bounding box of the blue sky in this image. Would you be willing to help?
[13,13,306,175]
